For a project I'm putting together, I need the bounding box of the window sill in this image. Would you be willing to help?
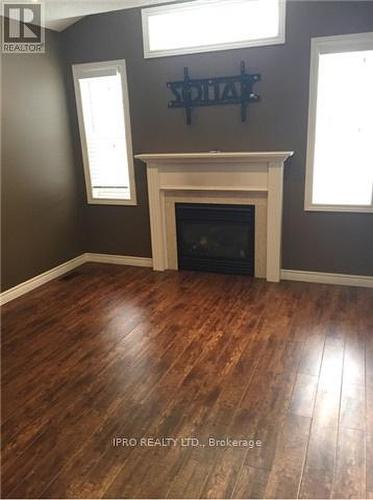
[143,35,285,59]
[304,203,373,213]
[87,198,138,206]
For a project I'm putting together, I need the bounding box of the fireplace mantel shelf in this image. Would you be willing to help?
[135,151,294,164]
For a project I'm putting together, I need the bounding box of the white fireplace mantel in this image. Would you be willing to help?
[135,151,294,282]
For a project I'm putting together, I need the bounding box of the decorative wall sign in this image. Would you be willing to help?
[166,61,261,125]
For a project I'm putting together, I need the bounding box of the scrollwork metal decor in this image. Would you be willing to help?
[166,61,260,125]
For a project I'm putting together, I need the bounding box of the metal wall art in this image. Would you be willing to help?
[166,61,261,125]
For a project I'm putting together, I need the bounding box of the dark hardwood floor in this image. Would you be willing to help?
[1,263,373,499]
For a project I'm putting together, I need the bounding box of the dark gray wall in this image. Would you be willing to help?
[62,0,373,276]
[1,29,82,291]
[2,1,372,292]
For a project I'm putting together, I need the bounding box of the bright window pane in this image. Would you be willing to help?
[312,50,373,205]
[79,73,130,200]
[145,0,282,55]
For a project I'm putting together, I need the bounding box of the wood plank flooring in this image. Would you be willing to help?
[1,263,373,499]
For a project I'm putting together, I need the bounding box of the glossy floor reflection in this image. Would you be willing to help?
[2,263,373,499]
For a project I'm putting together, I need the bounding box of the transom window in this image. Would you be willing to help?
[72,60,137,205]
[142,0,286,59]
[305,33,373,212]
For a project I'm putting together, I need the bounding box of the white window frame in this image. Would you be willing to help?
[305,32,373,213]
[72,59,137,206]
[141,0,286,59]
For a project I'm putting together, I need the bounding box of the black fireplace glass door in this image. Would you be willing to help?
[179,222,250,260]
[176,203,255,275]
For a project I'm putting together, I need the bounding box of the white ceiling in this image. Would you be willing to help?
[34,0,174,31]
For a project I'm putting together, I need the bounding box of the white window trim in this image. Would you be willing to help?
[72,59,137,206]
[305,32,373,213]
[141,0,286,59]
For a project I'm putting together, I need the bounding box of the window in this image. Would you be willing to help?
[72,60,136,205]
[142,0,286,59]
[305,33,373,212]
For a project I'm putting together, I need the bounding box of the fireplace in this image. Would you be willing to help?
[135,151,294,281]
[175,203,255,275]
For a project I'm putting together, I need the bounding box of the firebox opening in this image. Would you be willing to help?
[175,203,255,276]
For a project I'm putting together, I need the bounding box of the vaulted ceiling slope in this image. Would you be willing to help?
[25,0,175,31]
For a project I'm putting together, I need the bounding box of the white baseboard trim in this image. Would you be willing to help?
[0,255,86,306]
[0,253,154,306]
[84,253,153,268]
[2,258,371,306]
[281,269,373,288]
